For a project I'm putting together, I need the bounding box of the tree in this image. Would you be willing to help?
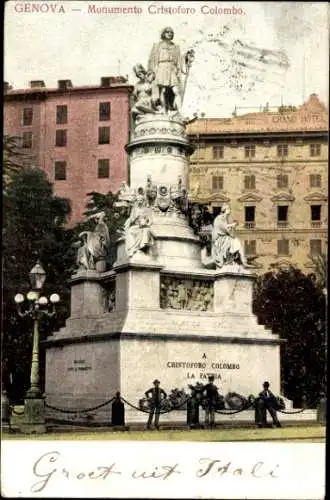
[2,166,76,402]
[253,267,326,406]
[307,253,327,292]
[2,135,31,193]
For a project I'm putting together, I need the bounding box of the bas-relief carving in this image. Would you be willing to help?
[160,277,214,311]
[132,27,194,120]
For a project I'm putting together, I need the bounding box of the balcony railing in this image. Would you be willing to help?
[277,221,288,228]
[244,222,255,229]
[311,221,322,228]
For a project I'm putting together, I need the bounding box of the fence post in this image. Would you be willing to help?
[317,393,326,425]
[1,390,11,431]
[111,392,129,430]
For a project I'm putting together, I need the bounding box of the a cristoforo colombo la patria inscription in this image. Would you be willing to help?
[167,359,240,380]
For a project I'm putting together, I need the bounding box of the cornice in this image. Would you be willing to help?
[304,192,328,202]
[237,193,263,203]
[270,192,295,202]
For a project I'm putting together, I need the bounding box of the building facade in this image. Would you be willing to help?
[187,94,328,274]
[4,78,133,223]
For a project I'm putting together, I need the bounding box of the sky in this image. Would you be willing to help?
[4,1,329,118]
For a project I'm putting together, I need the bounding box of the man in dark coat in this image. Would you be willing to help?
[111,392,125,427]
[145,379,167,430]
[256,381,282,428]
[203,375,219,427]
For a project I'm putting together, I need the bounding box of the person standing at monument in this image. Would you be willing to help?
[202,375,219,428]
[256,381,282,428]
[145,379,167,430]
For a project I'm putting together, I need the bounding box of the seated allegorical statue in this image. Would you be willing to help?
[75,211,110,270]
[124,193,154,258]
[211,204,252,268]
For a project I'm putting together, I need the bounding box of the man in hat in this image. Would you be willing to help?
[202,375,219,428]
[145,379,167,430]
[256,381,281,428]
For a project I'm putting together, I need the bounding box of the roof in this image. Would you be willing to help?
[4,82,134,98]
[187,95,328,135]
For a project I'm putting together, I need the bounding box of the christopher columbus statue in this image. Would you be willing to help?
[148,27,194,113]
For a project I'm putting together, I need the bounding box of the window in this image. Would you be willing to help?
[197,142,205,159]
[277,144,288,157]
[310,174,321,188]
[55,129,67,147]
[277,239,289,255]
[98,159,110,178]
[311,205,321,221]
[244,240,256,256]
[98,126,110,144]
[22,131,32,148]
[99,102,111,121]
[54,161,66,180]
[244,175,256,190]
[310,144,321,157]
[277,206,288,226]
[244,145,256,158]
[212,175,223,190]
[277,174,288,188]
[212,145,224,159]
[23,107,33,126]
[244,206,255,228]
[310,239,322,256]
[56,105,68,124]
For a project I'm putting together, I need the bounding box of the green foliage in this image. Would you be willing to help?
[307,253,327,291]
[2,135,31,192]
[253,267,326,406]
[2,166,76,402]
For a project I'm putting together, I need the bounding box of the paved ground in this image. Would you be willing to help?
[2,424,325,442]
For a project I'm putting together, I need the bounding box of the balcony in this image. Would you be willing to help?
[244,222,255,229]
[311,221,322,228]
[277,221,288,228]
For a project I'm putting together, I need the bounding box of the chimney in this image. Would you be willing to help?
[100,76,128,87]
[4,82,13,92]
[57,79,73,90]
[30,80,46,88]
[100,77,111,87]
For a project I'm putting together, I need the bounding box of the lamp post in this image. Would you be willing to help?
[14,260,60,433]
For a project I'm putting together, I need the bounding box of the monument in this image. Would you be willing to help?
[45,28,283,423]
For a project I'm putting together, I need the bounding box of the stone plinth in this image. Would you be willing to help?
[70,270,107,317]
[21,397,46,434]
[127,114,193,190]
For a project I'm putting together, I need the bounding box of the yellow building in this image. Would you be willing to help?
[187,94,328,274]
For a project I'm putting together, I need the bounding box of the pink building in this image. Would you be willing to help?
[4,78,133,223]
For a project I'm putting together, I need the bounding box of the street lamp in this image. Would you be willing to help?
[14,260,60,433]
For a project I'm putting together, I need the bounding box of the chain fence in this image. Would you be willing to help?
[32,393,322,419]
